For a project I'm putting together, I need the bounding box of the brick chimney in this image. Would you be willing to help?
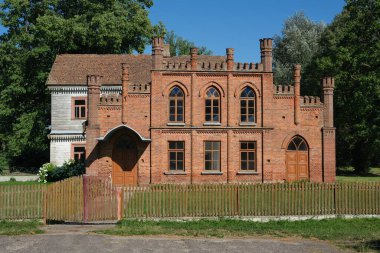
[152,37,164,69]
[322,77,336,182]
[86,75,101,166]
[190,47,198,71]
[260,38,273,72]
[163,44,171,57]
[121,64,129,124]
[294,64,301,125]
[322,77,335,128]
[226,48,234,71]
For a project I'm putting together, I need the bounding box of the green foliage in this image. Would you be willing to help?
[305,0,380,173]
[0,0,158,169]
[38,160,85,183]
[164,30,212,56]
[273,12,326,85]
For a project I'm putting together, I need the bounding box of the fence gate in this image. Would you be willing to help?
[45,175,119,223]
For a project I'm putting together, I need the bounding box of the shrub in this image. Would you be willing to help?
[47,160,85,182]
[37,163,56,183]
[9,177,16,182]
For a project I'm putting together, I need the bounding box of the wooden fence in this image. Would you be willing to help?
[122,182,380,218]
[0,184,45,220]
[0,180,379,221]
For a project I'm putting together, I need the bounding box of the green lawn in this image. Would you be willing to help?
[336,167,380,182]
[0,220,44,235]
[0,181,41,185]
[98,218,380,252]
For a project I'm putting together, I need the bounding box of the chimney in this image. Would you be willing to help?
[260,38,273,72]
[226,48,234,71]
[294,65,301,125]
[152,37,163,69]
[87,75,101,128]
[121,64,129,124]
[190,47,198,71]
[322,77,335,127]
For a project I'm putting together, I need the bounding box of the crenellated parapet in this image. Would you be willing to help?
[300,96,323,107]
[163,61,191,70]
[128,83,151,94]
[274,85,294,95]
[99,94,122,106]
[234,62,263,71]
[199,61,226,71]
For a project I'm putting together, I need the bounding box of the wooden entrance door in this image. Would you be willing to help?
[286,136,309,181]
[112,139,138,186]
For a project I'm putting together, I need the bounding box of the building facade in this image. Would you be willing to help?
[47,37,336,185]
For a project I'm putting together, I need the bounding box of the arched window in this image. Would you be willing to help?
[240,87,256,123]
[205,87,220,122]
[169,86,184,122]
[287,136,308,151]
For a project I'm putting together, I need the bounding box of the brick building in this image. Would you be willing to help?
[46,37,336,185]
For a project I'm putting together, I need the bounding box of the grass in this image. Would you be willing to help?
[0,181,41,185]
[98,218,380,252]
[0,220,44,235]
[336,167,380,182]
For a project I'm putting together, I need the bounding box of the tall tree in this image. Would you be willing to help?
[0,0,159,170]
[164,30,212,56]
[307,0,380,173]
[273,12,325,86]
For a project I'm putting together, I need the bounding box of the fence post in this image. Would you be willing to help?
[83,176,88,223]
[117,187,123,221]
[333,183,337,215]
[43,185,48,224]
[236,185,240,216]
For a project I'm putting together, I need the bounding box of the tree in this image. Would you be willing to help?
[0,0,159,170]
[164,30,212,56]
[273,12,325,86]
[307,0,380,173]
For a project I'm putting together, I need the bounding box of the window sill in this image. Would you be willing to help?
[164,171,187,175]
[237,171,259,175]
[239,122,257,126]
[203,122,222,126]
[201,171,223,175]
[167,123,186,126]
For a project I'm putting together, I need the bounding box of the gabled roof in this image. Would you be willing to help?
[46,54,152,86]
[46,54,228,86]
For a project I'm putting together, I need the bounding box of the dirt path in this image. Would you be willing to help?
[0,224,352,253]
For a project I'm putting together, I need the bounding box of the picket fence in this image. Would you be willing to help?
[122,182,380,218]
[0,177,379,222]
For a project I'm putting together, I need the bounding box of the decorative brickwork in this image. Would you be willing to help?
[47,36,336,185]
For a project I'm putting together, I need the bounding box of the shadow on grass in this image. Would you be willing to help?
[350,240,380,253]
[336,167,380,177]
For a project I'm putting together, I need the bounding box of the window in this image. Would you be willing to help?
[204,141,220,171]
[72,145,86,162]
[169,87,184,122]
[205,87,220,122]
[240,141,256,171]
[168,141,185,171]
[287,136,308,151]
[72,98,87,119]
[240,87,256,123]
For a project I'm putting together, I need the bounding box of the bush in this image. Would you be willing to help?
[37,160,85,183]
[37,163,56,183]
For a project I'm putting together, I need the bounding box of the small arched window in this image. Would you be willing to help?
[205,87,220,122]
[169,86,184,122]
[287,136,308,151]
[240,87,256,123]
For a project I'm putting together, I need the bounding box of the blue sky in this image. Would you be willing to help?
[0,0,345,62]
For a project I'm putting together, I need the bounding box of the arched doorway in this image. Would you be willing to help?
[286,136,309,181]
[112,137,138,186]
